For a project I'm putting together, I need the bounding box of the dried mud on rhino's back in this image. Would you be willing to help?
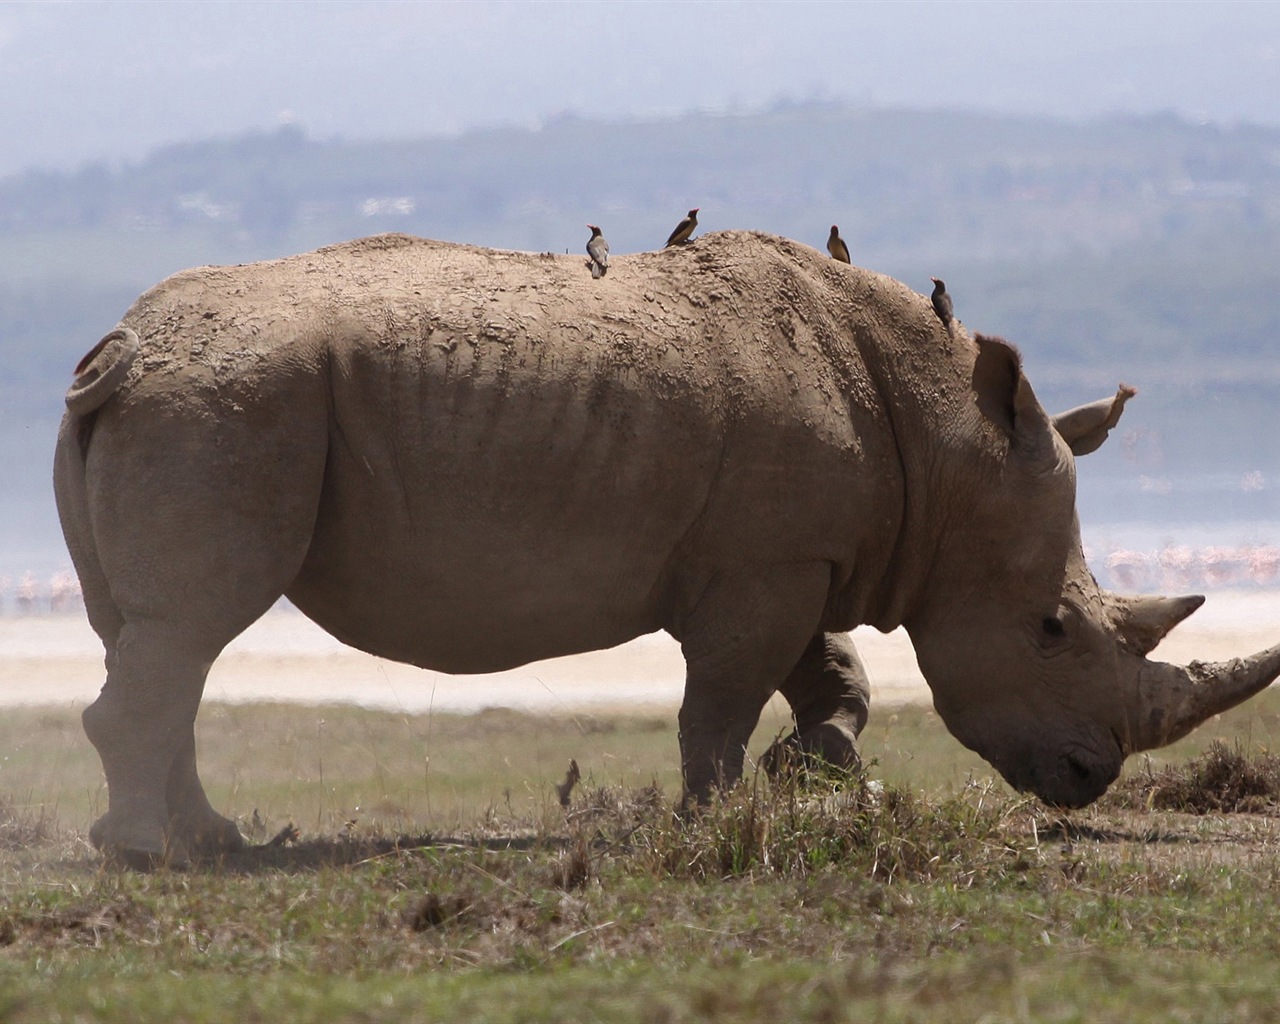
[115,230,924,411]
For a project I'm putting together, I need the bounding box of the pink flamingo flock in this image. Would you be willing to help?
[1099,544,1280,592]
[0,571,83,615]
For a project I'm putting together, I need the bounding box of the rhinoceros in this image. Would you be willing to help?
[54,230,1280,864]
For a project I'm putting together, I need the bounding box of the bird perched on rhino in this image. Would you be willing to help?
[827,225,851,264]
[665,208,699,247]
[585,225,609,279]
[930,277,954,327]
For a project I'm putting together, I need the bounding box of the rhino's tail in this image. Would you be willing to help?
[56,328,136,649]
[54,432,124,650]
[65,327,139,416]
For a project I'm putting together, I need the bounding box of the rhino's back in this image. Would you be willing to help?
[113,232,906,669]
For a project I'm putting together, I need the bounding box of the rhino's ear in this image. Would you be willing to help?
[1052,385,1137,457]
[972,334,1056,463]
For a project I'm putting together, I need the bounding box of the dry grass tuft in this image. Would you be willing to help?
[1110,741,1280,813]
[566,767,1025,885]
[403,892,470,931]
[0,797,63,851]
[549,833,595,891]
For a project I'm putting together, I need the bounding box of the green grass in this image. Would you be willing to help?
[6,692,1280,1021]
[0,695,1001,840]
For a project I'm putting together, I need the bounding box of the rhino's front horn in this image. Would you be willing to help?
[1127,643,1280,753]
[1111,593,1205,656]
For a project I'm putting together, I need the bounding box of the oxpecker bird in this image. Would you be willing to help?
[586,224,609,279]
[665,208,699,247]
[827,225,851,264]
[930,277,954,327]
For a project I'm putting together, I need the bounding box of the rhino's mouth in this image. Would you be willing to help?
[1054,750,1121,808]
[995,732,1124,809]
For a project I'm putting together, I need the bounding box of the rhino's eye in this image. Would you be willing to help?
[1038,605,1076,655]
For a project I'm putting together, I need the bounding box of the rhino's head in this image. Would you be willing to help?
[905,336,1279,808]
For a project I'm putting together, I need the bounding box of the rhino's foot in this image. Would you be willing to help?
[761,719,862,778]
[167,810,246,862]
[89,809,245,869]
[89,810,168,870]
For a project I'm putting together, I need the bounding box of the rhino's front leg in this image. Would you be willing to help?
[165,728,245,861]
[82,622,241,866]
[762,631,870,774]
[675,563,830,803]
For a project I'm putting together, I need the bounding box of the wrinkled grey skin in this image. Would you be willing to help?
[53,231,1280,865]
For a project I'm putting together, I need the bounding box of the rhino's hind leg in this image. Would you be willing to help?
[762,631,870,776]
[675,563,830,803]
[69,389,328,864]
[82,621,236,865]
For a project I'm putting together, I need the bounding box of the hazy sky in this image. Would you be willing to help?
[2,1,1279,176]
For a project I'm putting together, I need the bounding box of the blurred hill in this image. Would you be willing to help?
[4,102,1280,568]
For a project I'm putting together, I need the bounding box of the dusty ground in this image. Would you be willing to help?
[2,589,1278,713]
